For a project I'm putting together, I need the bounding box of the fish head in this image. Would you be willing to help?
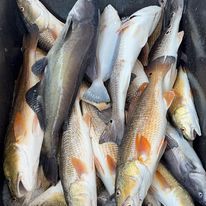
[4,144,32,198]
[70,0,98,24]
[130,6,162,36]
[116,161,150,206]
[188,171,206,205]
[172,107,198,140]
[17,0,42,26]
[69,180,94,205]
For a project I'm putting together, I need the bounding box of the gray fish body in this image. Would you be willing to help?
[164,124,206,205]
[26,0,99,184]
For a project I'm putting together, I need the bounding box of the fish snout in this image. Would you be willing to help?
[15,172,30,198]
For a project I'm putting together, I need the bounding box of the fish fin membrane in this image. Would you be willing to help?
[32,57,48,76]
[41,154,58,185]
[164,91,175,109]
[25,82,45,130]
[99,119,124,145]
[82,79,110,105]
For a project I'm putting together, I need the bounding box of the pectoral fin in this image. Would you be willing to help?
[32,57,48,76]
[26,82,45,130]
[164,91,175,109]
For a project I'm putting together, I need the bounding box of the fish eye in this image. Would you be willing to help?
[116,189,121,197]
[20,7,24,12]
[199,192,203,198]
[181,127,186,132]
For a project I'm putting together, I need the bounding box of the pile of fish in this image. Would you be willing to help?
[3,0,206,205]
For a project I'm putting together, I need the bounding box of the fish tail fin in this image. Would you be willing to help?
[99,118,124,145]
[41,153,58,185]
[82,79,110,106]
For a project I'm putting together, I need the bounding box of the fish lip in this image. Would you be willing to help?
[15,172,29,198]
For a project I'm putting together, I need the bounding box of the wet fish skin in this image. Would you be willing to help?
[115,56,175,206]
[30,181,66,206]
[81,101,118,195]
[126,60,149,107]
[60,85,97,206]
[26,0,99,185]
[17,0,64,51]
[143,192,161,206]
[3,26,43,199]
[169,67,201,140]
[149,0,184,92]
[164,123,206,205]
[82,5,121,110]
[100,6,162,145]
[150,163,194,206]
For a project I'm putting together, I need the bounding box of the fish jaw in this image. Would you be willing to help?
[115,161,151,206]
[171,106,201,140]
[4,144,34,198]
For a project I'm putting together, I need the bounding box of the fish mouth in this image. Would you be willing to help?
[15,173,30,198]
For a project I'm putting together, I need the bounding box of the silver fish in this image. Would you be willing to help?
[26,0,99,184]
[60,85,97,206]
[82,5,121,110]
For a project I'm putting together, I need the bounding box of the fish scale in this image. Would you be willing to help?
[60,89,97,205]
[82,101,118,195]
[150,164,194,206]
[116,57,175,206]
[3,27,44,199]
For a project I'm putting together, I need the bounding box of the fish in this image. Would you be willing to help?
[30,182,66,206]
[82,5,121,110]
[100,6,162,145]
[26,0,99,185]
[149,0,184,92]
[143,192,161,206]
[164,123,206,205]
[180,0,206,171]
[126,60,149,108]
[115,56,175,206]
[150,163,194,206]
[169,67,201,140]
[3,26,44,199]
[81,101,118,195]
[17,0,64,51]
[60,85,97,206]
